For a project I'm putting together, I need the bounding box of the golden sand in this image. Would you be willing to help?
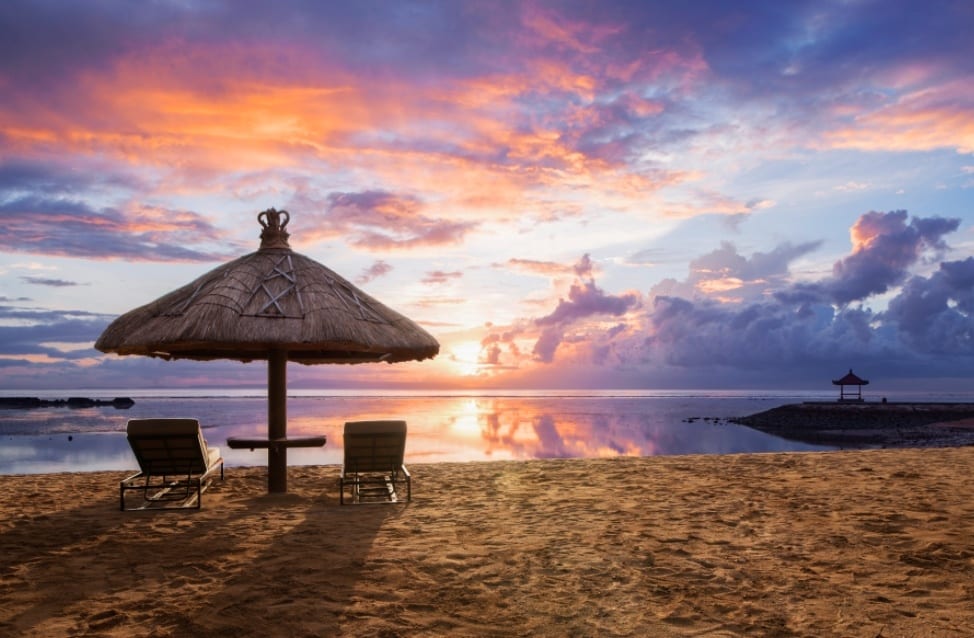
[2,448,973,637]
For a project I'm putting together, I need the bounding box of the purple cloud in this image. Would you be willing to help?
[635,210,972,379]
[693,241,821,282]
[323,191,476,250]
[356,260,393,284]
[20,277,85,287]
[0,305,111,358]
[533,326,565,363]
[522,254,641,362]
[786,210,960,306]
[484,208,974,386]
[883,257,974,353]
[537,280,640,327]
[573,254,595,278]
[0,161,121,194]
[0,197,231,262]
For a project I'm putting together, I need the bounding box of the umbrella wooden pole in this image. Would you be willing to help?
[268,349,288,493]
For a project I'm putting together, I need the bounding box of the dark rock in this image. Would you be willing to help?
[731,402,974,448]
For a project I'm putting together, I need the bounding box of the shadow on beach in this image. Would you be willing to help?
[4,452,974,636]
[0,467,392,636]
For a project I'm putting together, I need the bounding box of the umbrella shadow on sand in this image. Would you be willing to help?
[193,487,405,636]
[0,493,131,634]
[0,470,400,637]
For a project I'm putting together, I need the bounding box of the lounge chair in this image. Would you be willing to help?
[120,418,224,511]
[339,420,411,505]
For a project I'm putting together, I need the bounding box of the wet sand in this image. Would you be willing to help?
[2,448,973,637]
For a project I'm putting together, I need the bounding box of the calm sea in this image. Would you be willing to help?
[3,388,972,475]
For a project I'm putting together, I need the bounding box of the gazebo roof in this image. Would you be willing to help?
[832,369,869,386]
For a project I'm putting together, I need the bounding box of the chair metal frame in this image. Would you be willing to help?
[120,420,224,511]
[339,421,411,505]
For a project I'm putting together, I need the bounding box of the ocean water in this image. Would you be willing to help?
[2,388,970,475]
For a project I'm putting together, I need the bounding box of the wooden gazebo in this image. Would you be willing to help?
[832,369,869,402]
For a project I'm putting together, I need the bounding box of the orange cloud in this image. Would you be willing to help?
[504,258,572,275]
[0,29,711,246]
[823,78,974,154]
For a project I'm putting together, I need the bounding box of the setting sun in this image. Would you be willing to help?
[449,341,484,377]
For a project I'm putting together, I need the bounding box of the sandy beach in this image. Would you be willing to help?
[2,448,973,637]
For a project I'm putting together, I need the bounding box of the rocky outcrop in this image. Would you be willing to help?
[731,402,974,448]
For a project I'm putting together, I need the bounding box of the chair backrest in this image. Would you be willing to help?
[127,418,210,475]
[343,420,407,472]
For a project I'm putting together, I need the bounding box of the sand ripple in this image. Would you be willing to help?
[1,448,973,636]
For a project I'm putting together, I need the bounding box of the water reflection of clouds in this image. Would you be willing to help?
[474,399,661,460]
[0,408,130,435]
[1,396,829,474]
[1,433,133,474]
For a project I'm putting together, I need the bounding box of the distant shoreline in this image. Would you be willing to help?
[0,397,135,410]
[732,401,974,448]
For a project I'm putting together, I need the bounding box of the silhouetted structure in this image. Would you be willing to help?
[832,369,869,402]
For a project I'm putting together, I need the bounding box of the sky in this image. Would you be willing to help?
[1,0,973,392]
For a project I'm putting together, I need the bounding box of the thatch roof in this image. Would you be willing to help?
[832,369,868,386]
[95,209,439,365]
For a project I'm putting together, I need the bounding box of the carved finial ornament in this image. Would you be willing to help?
[258,208,291,250]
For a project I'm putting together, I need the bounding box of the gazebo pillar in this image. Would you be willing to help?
[267,349,288,492]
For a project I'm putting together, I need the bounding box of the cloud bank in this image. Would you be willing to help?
[477,210,972,387]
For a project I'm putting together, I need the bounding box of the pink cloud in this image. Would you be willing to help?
[300,190,477,251]
[501,258,574,276]
[824,78,974,153]
[422,270,463,285]
[356,260,393,284]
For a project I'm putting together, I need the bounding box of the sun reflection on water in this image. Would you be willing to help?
[1,394,830,474]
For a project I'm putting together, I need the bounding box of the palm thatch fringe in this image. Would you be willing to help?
[95,248,439,364]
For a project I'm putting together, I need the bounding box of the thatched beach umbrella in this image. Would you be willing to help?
[96,209,439,492]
